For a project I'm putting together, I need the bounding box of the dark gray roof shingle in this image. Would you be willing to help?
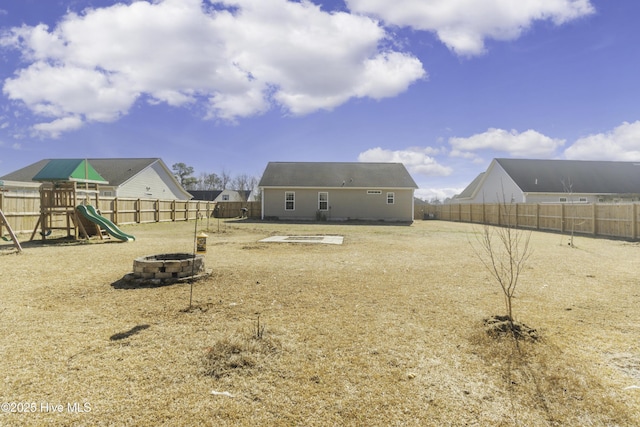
[258,162,418,189]
[496,158,640,194]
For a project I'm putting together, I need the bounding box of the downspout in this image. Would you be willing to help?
[260,187,264,220]
[411,189,415,222]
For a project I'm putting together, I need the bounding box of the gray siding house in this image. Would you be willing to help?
[258,162,418,222]
[1,158,192,200]
[452,158,640,204]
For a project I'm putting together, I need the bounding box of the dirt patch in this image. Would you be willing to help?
[484,315,539,341]
[202,333,281,379]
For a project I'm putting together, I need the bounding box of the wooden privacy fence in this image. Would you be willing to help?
[0,192,262,236]
[212,201,262,219]
[431,202,640,240]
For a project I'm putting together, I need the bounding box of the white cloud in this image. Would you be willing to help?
[564,121,640,161]
[415,187,463,202]
[1,0,425,137]
[345,0,595,56]
[31,116,84,138]
[449,128,565,158]
[358,146,452,176]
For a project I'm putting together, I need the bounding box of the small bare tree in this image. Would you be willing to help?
[474,194,532,326]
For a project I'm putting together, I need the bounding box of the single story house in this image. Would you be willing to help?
[1,158,192,200]
[258,162,418,222]
[189,189,253,202]
[451,158,640,204]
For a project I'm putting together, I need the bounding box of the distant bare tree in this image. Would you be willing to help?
[249,176,260,201]
[220,169,232,190]
[561,177,579,247]
[197,172,222,190]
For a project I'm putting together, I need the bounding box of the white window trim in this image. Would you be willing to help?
[318,192,328,211]
[387,192,395,204]
[285,191,295,211]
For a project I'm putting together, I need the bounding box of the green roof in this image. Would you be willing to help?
[33,159,109,184]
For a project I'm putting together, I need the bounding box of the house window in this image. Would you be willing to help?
[222,194,230,201]
[579,197,587,202]
[387,192,395,204]
[367,190,382,195]
[102,191,113,197]
[318,192,328,210]
[285,192,295,210]
[559,197,567,203]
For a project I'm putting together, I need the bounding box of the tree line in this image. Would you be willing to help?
[172,163,259,193]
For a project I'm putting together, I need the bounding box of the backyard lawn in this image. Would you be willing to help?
[1,219,638,426]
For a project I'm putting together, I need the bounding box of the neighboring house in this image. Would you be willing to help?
[0,179,41,194]
[189,190,223,201]
[189,189,252,202]
[451,158,640,204]
[0,158,192,200]
[258,162,418,222]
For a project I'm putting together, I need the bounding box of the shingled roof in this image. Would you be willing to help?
[496,158,640,194]
[258,162,418,189]
[2,158,165,187]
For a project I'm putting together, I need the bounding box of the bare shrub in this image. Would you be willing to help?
[473,195,533,338]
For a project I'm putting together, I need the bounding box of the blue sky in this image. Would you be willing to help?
[1,0,639,200]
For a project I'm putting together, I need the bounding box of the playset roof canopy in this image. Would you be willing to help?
[33,159,108,184]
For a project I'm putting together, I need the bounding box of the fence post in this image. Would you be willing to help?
[536,204,540,230]
[171,200,176,222]
[0,191,3,238]
[560,203,565,233]
[592,203,596,236]
[136,198,141,223]
[632,203,637,240]
[114,197,118,225]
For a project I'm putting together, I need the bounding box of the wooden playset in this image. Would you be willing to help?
[28,159,108,241]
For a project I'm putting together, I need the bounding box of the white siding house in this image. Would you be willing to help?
[452,158,640,204]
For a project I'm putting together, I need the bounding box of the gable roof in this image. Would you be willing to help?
[496,158,640,194]
[2,158,166,187]
[32,159,108,184]
[189,190,223,201]
[456,172,485,199]
[259,162,418,189]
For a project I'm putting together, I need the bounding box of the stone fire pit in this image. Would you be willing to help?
[132,253,205,281]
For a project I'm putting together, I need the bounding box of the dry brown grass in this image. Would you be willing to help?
[1,219,639,426]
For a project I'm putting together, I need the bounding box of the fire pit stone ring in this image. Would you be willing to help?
[133,253,205,280]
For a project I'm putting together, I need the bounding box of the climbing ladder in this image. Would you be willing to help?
[0,209,22,252]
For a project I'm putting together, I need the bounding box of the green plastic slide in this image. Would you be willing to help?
[76,205,136,241]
